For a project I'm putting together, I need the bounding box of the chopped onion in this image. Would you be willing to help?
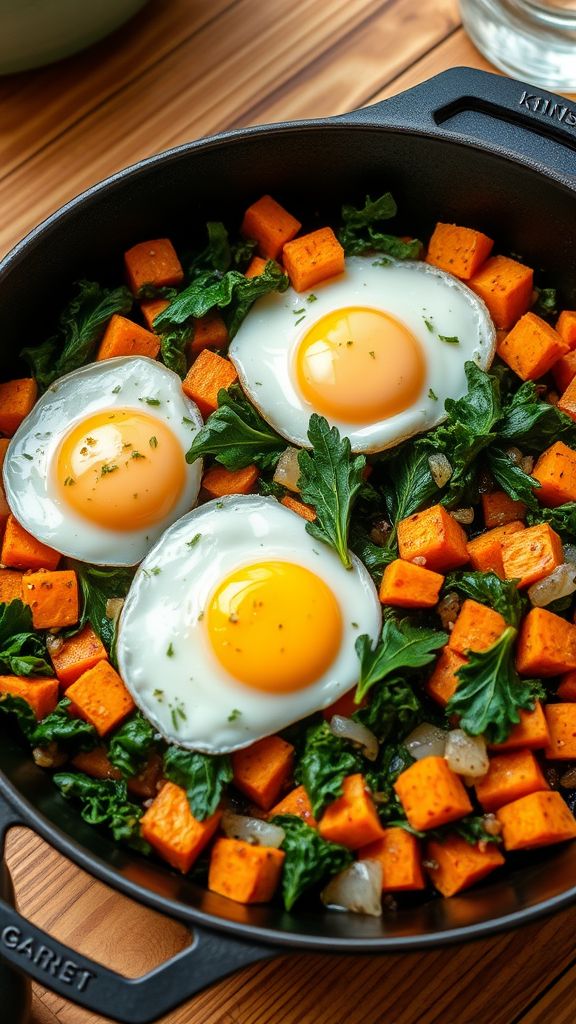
[404,722,447,760]
[445,729,489,778]
[32,743,67,769]
[505,446,524,466]
[437,591,461,630]
[546,390,560,407]
[428,453,453,488]
[273,446,301,493]
[329,715,379,762]
[521,455,534,475]
[46,633,64,655]
[411,555,427,566]
[451,507,474,525]
[370,518,392,546]
[564,544,576,567]
[105,597,124,624]
[482,813,502,837]
[221,811,285,848]
[527,563,576,607]
[560,766,576,789]
[321,860,382,916]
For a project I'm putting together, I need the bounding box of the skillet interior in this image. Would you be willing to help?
[2,117,576,947]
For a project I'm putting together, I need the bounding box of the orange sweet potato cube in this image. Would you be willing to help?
[21,570,79,630]
[544,704,576,760]
[0,569,23,604]
[202,464,259,499]
[448,599,507,657]
[489,703,550,752]
[425,647,466,708]
[0,675,59,720]
[318,773,384,849]
[244,256,269,279]
[124,238,184,294]
[241,195,301,260]
[140,781,221,873]
[208,837,285,903]
[359,827,425,891]
[557,671,576,701]
[556,310,576,349]
[71,746,122,782]
[66,661,135,736]
[501,522,563,588]
[475,749,549,811]
[96,314,160,361]
[268,785,317,828]
[481,490,527,529]
[231,735,294,810]
[282,227,345,293]
[280,495,316,521]
[127,752,164,800]
[397,504,469,572]
[0,379,37,437]
[516,608,576,676]
[496,790,576,850]
[1,515,60,571]
[394,756,472,831]
[552,350,576,393]
[182,349,238,419]
[466,521,525,577]
[497,312,568,381]
[469,255,533,329]
[189,311,229,359]
[378,559,444,608]
[426,222,493,280]
[140,298,169,332]
[532,441,576,507]
[50,624,108,689]
[426,835,504,897]
[557,375,576,422]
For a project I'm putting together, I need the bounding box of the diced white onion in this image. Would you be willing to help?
[437,591,461,630]
[560,766,576,789]
[521,455,534,475]
[46,633,64,655]
[273,446,301,493]
[411,555,427,566]
[527,563,576,607]
[506,446,524,466]
[451,507,474,525]
[321,860,383,916]
[221,811,285,848]
[105,597,124,624]
[404,722,447,760]
[482,813,502,837]
[428,453,453,488]
[329,715,379,762]
[564,544,576,567]
[444,729,489,779]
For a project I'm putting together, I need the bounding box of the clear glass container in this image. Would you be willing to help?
[460,0,576,90]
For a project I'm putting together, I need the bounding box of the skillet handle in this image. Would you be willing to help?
[342,67,576,183]
[0,795,277,1024]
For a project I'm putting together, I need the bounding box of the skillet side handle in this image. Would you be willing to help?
[341,67,576,182]
[0,794,276,1024]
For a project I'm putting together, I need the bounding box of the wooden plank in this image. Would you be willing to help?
[370,27,497,101]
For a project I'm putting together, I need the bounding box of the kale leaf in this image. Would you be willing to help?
[0,600,53,677]
[186,385,286,470]
[31,698,98,751]
[444,570,526,628]
[269,814,352,910]
[108,711,157,778]
[527,502,576,540]
[163,746,232,820]
[365,744,414,823]
[297,415,365,569]
[348,526,396,581]
[355,617,447,702]
[295,720,362,819]
[0,694,36,740]
[72,564,134,660]
[159,326,193,379]
[353,675,422,743]
[21,281,132,391]
[497,380,576,451]
[53,772,149,853]
[486,446,539,508]
[339,193,421,259]
[380,445,438,531]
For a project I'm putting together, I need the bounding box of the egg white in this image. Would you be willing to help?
[229,256,496,453]
[3,357,203,566]
[116,495,382,754]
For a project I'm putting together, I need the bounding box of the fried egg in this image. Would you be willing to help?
[229,256,496,453]
[116,496,381,753]
[3,357,203,565]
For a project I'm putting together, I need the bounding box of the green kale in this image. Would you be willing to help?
[0,600,53,677]
[366,744,414,823]
[353,676,422,743]
[186,385,285,471]
[269,814,352,910]
[348,526,396,581]
[297,415,365,569]
[189,221,232,276]
[486,447,539,508]
[31,698,98,751]
[527,502,576,540]
[0,694,36,740]
[163,747,232,820]
[108,711,157,778]
[452,815,502,846]
[295,720,362,819]
[444,570,526,627]
[355,617,447,702]
[497,380,576,451]
[159,325,193,379]
[53,772,149,853]
[72,564,134,660]
[380,444,438,534]
[532,286,558,319]
[447,627,544,744]
[21,281,132,390]
[339,193,421,259]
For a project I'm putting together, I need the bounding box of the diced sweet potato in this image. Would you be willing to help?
[21,570,78,630]
[448,599,507,657]
[425,647,466,708]
[279,495,316,521]
[556,310,576,349]
[1,515,60,571]
[202,464,259,499]
[469,255,533,329]
[378,559,444,608]
[489,703,550,752]
[66,662,135,737]
[359,827,425,891]
[124,238,184,294]
[140,781,221,873]
[557,671,576,701]
[497,312,568,381]
[557,375,576,423]
[501,522,563,588]
[496,790,576,850]
[481,490,527,529]
[544,704,576,760]
[0,675,58,720]
[0,379,37,437]
[532,441,576,507]
[182,349,238,419]
[0,569,23,604]
[127,752,164,800]
[189,311,229,359]
[426,835,504,897]
[231,735,294,810]
[96,314,160,361]
[208,837,285,903]
[466,521,525,577]
[282,227,345,292]
[71,746,122,781]
[394,756,472,831]
[516,608,576,676]
[140,298,169,332]
[318,773,384,849]
[426,222,493,280]
[397,504,469,572]
[552,350,576,393]
[49,624,108,689]
[241,195,301,260]
[475,749,549,811]
[268,785,317,828]
[244,256,269,279]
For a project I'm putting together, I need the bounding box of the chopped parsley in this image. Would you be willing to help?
[187,533,201,548]
[149,436,158,448]
[166,643,174,657]
[139,397,161,406]
[428,388,438,400]
[227,709,241,722]
[438,334,460,344]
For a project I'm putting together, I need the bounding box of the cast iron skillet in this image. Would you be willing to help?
[1,67,576,1024]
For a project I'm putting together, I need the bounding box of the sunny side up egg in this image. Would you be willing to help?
[229,256,496,453]
[3,357,203,565]
[117,496,382,753]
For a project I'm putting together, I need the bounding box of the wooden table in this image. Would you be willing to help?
[2,1,575,1021]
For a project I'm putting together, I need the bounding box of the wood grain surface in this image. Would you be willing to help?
[1,1,574,1022]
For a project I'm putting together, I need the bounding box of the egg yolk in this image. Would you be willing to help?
[205,560,342,693]
[294,306,426,424]
[56,408,186,530]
